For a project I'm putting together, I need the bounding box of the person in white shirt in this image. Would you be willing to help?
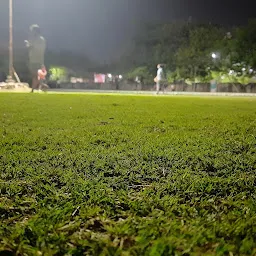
[155,64,164,94]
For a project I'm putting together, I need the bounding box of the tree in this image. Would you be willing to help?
[49,66,68,82]
[45,50,96,76]
[112,19,256,86]
[115,22,190,73]
[175,24,225,83]
[211,19,256,89]
[126,66,153,85]
[232,19,256,69]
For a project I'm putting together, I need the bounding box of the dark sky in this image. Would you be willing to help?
[0,0,255,63]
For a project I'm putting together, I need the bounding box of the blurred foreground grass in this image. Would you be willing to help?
[0,93,256,256]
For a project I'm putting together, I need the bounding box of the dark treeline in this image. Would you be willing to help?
[111,19,256,85]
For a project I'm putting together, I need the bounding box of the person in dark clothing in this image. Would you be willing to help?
[115,75,119,90]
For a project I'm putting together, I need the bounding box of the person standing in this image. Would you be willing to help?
[38,65,48,92]
[155,64,164,94]
[135,76,140,90]
[114,75,119,90]
[25,24,46,93]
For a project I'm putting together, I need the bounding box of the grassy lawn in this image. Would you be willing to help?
[0,93,255,256]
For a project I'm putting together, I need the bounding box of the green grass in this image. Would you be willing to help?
[0,93,256,256]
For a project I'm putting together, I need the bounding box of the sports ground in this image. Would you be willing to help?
[0,92,255,255]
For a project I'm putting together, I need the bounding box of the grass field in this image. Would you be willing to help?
[0,93,256,256]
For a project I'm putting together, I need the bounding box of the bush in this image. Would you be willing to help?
[125,66,154,85]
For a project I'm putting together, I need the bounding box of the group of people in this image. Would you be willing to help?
[25,24,48,93]
[25,24,166,94]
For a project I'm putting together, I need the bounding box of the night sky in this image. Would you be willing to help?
[0,0,255,63]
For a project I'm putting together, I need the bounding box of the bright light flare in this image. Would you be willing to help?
[212,53,217,59]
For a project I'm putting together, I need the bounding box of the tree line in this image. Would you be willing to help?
[115,19,256,85]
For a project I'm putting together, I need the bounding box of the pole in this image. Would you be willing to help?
[7,0,14,82]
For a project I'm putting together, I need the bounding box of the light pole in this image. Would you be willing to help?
[6,0,14,82]
[0,0,29,89]
[9,0,13,78]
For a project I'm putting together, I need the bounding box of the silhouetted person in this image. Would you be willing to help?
[135,76,140,90]
[25,24,46,93]
[140,76,144,85]
[115,75,119,90]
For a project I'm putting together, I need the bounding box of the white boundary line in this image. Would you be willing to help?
[1,88,256,97]
[46,89,256,97]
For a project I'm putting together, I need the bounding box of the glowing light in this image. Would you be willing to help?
[119,75,123,79]
[242,68,246,72]
[107,74,112,78]
[212,53,217,59]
